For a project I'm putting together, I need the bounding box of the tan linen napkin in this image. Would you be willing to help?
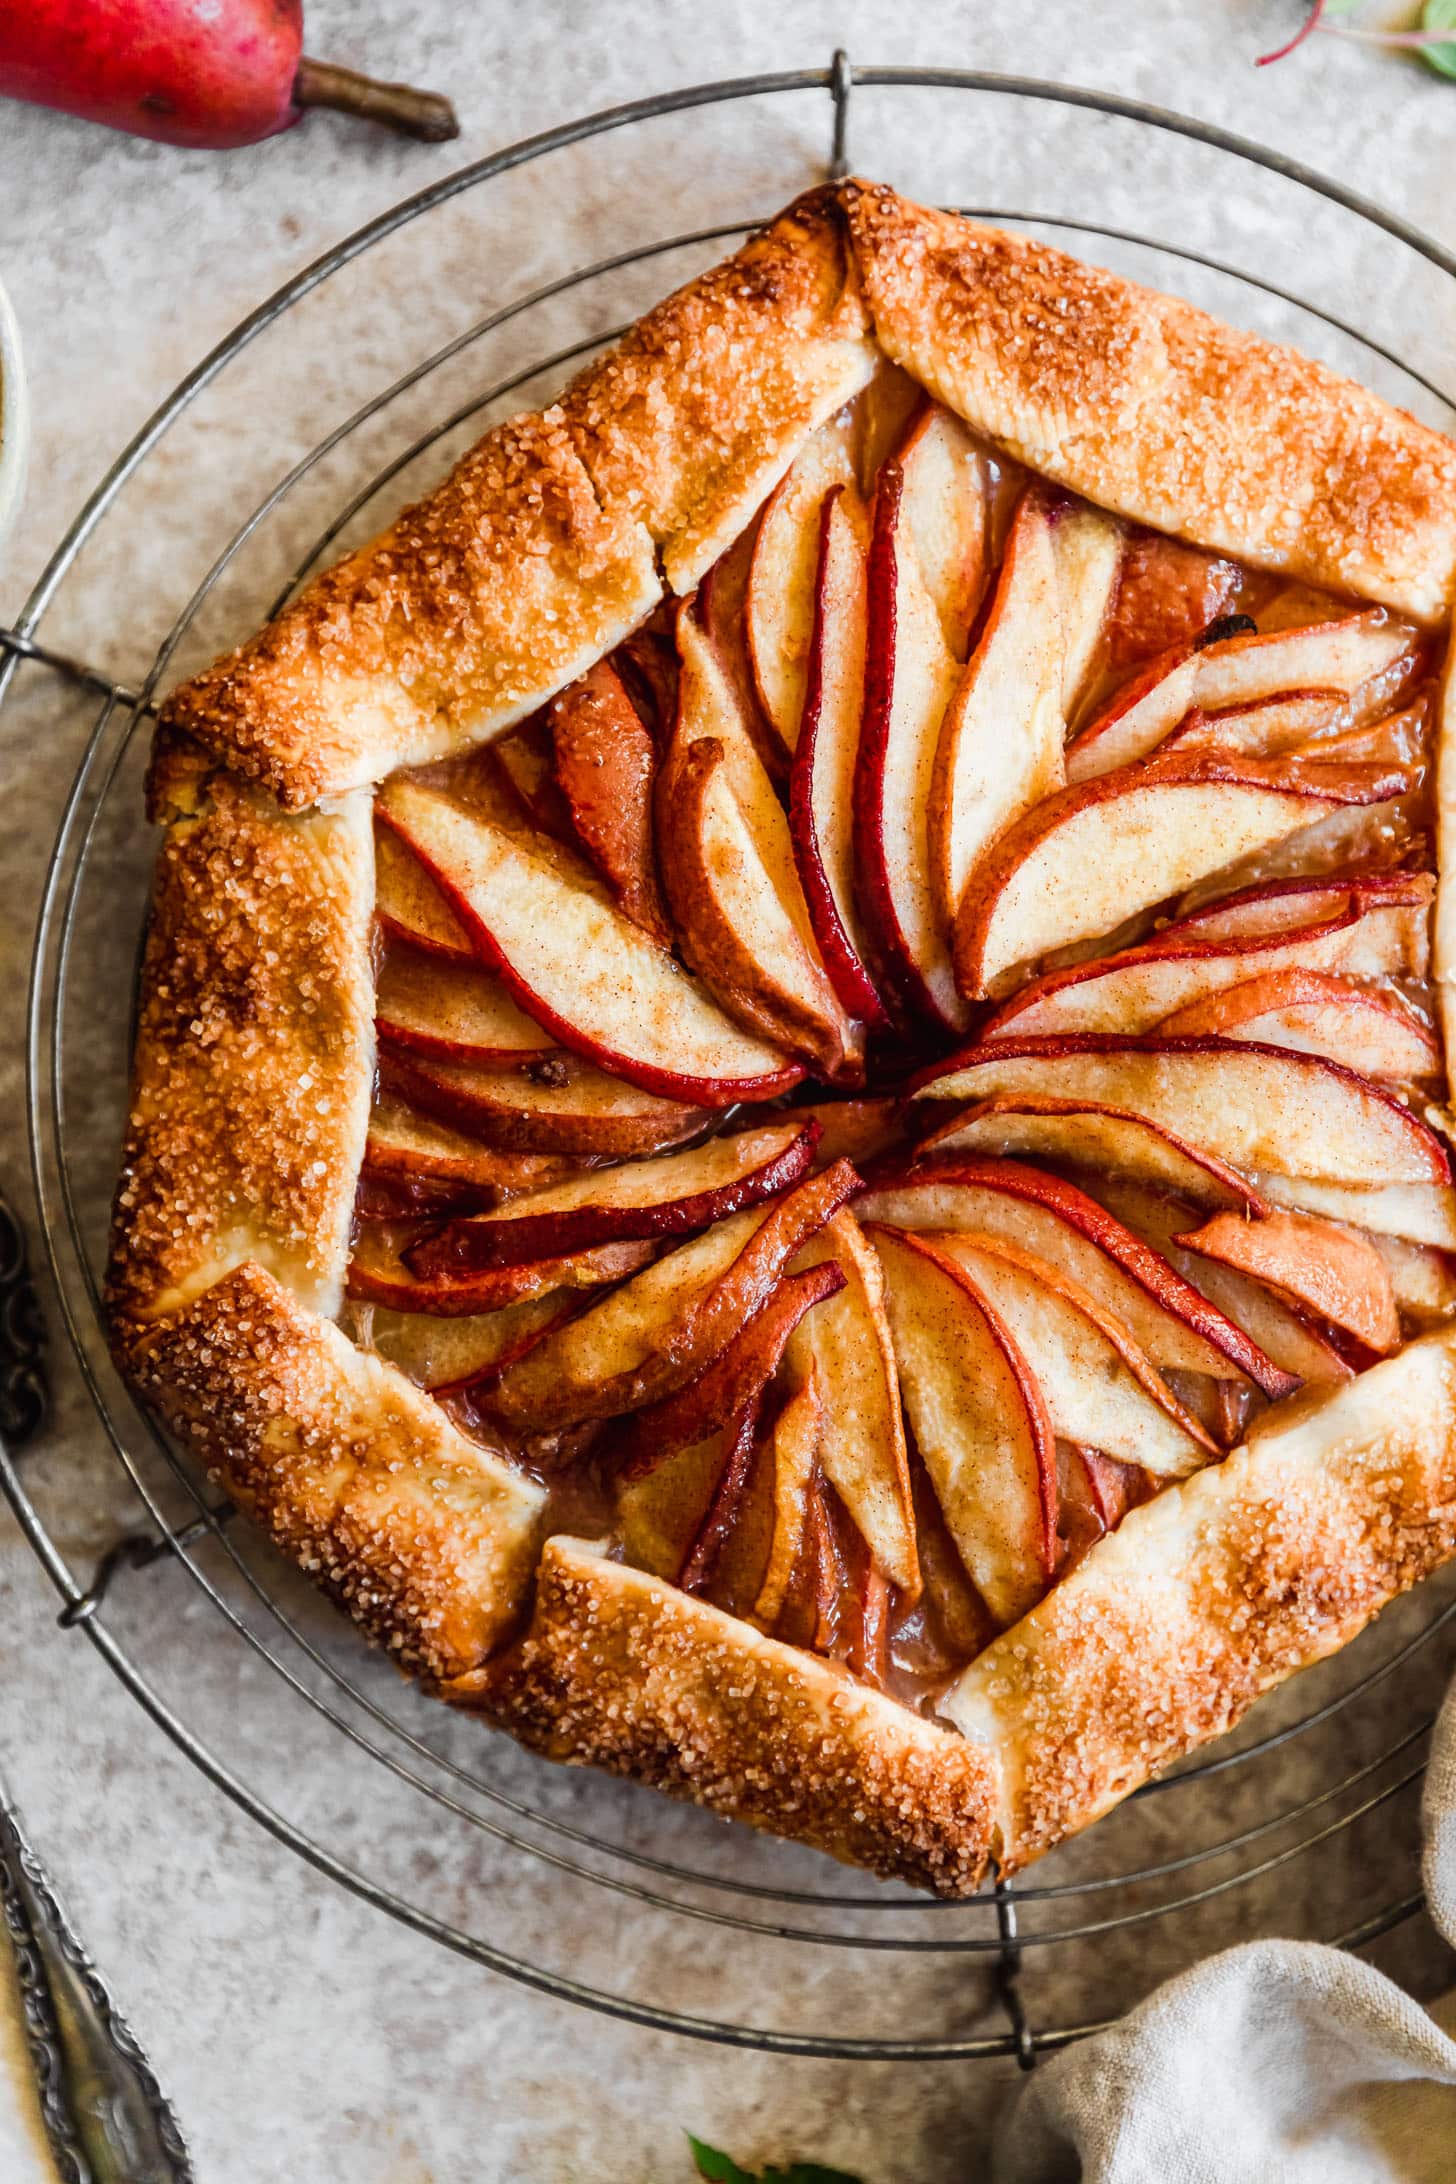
[995,1684,1456,2182]
[0,1927,62,2184]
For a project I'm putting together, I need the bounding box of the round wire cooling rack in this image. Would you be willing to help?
[6,61,1456,2063]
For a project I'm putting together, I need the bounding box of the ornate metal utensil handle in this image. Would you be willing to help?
[0,1181,192,2178]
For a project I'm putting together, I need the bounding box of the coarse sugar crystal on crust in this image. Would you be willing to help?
[107,754,375,1331]
[129,1262,547,1681]
[840,180,1456,624]
[562,184,878,592]
[448,1535,998,1896]
[157,409,662,810]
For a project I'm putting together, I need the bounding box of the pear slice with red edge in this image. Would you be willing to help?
[746,416,858,749]
[912,1035,1451,1188]
[954,753,1411,998]
[1173,1207,1399,1356]
[856,1156,1292,1395]
[1156,967,1440,1079]
[868,1223,1056,1628]
[930,1230,1215,1475]
[930,484,1065,937]
[408,1119,817,1274]
[788,1209,919,1595]
[852,459,967,1031]
[787,485,892,1027]
[378,777,800,1106]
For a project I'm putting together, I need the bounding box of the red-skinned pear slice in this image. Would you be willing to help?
[1435,638,1456,1075]
[378,779,799,1106]
[375,947,559,1068]
[1066,644,1200,782]
[931,486,1065,938]
[787,1209,919,1594]
[1067,610,1417,780]
[853,460,968,1031]
[1052,501,1123,719]
[359,1292,574,1392]
[1092,1174,1352,1386]
[407,1120,816,1274]
[1163,869,1432,949]
[755,1360,822,1627]
[954,754,1409,997]
[362,1098,578,1198]
[1247,1173,1456,1251]
[547,659,671,946]
[1194,611,1415,709]
[664,605,855,1073]
[912,1036,1451,1186]
[1156,967,1441,1079]
[895,402,990,655]
[347,1222,653,1318]
[918,1096,1272,1214]
[983,885,1432,1040]
[485,1159,859,1430]
[868,1224,1056,1627]
[615,1260,846,1479]
[699,521,789,780]
[746,416,857,749]
[1076,1447,1142,1534]
[930,1231,1215,1474]
[857,1156,1289,1394]
[678,1396,765,1597]
[788,487,891,1027]
[378,1047,710,1158]
[657,736,858,1078]
[1173,1208,1400,1355]
[1164,689,1346,759]
[375,821,475,965]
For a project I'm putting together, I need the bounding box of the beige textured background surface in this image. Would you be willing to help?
[2,4,1456,2178]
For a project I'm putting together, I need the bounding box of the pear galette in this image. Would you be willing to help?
[108,183,1456,1896]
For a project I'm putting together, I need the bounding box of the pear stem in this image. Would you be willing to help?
[293,58,459,142]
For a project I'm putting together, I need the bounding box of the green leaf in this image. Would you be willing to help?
[1421,0,1456,80]
[687,2140,865,2184]
[688,2140,756,2184]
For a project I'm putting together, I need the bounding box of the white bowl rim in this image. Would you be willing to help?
[0,271,31,557]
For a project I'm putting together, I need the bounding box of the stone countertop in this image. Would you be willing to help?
[2,3,1455,2177]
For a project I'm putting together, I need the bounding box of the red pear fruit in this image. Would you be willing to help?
[0,0,458,151]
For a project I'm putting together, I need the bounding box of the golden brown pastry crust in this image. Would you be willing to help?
[128,1263,547,1681]
[841,181,1456,624]
[113,184,1456,1897]
[1434,623,1456,1100]
[563,186,878,591]
[944,1331,1456,1873]
[448,1535,997,1896]
[157,412,662,810]
[107,754,375,1327]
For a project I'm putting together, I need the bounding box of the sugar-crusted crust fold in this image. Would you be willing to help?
[944,1332,1456,1873]
[563,185,877,591]
[129,1263,547,1681]
[841,180,1456,624]
[158,412,662,809]
[1433,623,1456,1101]
[448,1536,997,1897]
[107,755,375,1327]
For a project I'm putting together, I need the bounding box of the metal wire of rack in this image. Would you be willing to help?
[4,60,1456,2064]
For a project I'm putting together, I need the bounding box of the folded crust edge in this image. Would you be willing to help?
[945,1328,1456,1874]
[445,1536,999,1898]
[123,1261,548,1684]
